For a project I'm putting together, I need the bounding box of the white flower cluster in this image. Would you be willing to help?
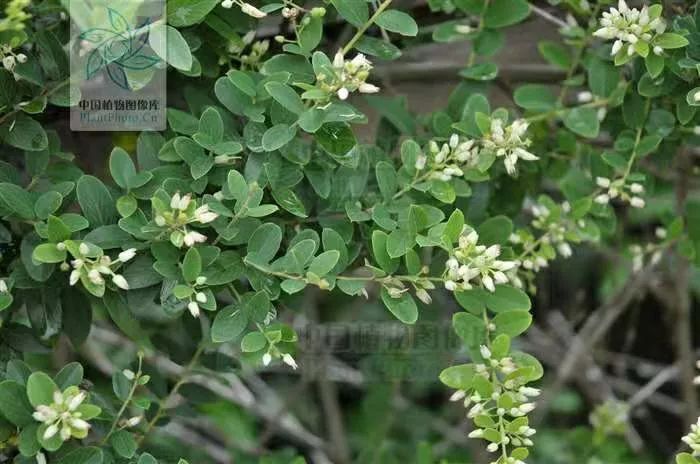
[65,243,135,290]
[482,118,539,176]
[444,229,517,292]
[594,176,645,209]
[450,346,539,462]
[0,279,8,294]
[415,134,479,181]
[155,192,219,248]
[185,276,209,318]
[33,389,91,441]
[263,351,298,370]
[1,44,27,75]
[317,52,379,101]
[220,0,267,18]
[629,230,664,273]
[683,418,700,456]
[593,1,666,59]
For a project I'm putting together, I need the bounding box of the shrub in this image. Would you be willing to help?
[0,0,698,463]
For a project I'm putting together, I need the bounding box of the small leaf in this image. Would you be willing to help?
[380,288,418,324]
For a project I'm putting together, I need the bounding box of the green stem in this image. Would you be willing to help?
[101,355,143,445]
[341,0,393,55]
[137,344,206,446]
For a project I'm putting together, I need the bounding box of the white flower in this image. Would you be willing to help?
[2,55,15,70]
[177,194,192,211]
[595,193,610,205]
[444,280,457,291]
[125,416,142,427]
[194,205,218,223]
[282,353,298,369]
[170,192,181,209]
[629,183,644,194]
[262,353,272,366]
[195,292,207,303]
[112,274,129,290]
[79,243,90,255]
[221,0,234,8]
[184,231,207,247]
[337,87,349,100]
[596,176,611,188]
[241,2,267,18]
[480,345,491,360]
[118,248,137,262]
[630,197,645,208]
[0,280,7,293]
[577,91,593,103]
[187,301,200,317]
[196,276,208,285]
[69,270,80,286]
[358,83,380,94]
[519,402,536,414]
[16,53,27,63]
[557,242,573,258]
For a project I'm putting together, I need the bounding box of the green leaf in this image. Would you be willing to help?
[111,430,137,458]
[677,453,700,464]
[588,58,620,98]
[247,223,282,264]
[150,24,193,71]
[492,310,532,337]
[77,175,118,227]
[381,288,418,324]
[375,10,419,36]
[54,362,83,390]
[563,107,600,138]
[197,107,224,145]
[459,62,498,81]
[0,380,33,426]
[452,312,486,347]
[371,230,399,273]
[0,114,48,151]
[538,41,571,70]
[109,147,137,190]
[375,161,398,199]
[32,243,67,263]
[513,84,556,111]
[18,423,40,457]
[308,250,340,276]
[265,82,305,115]
[241,331,267,352]
[167,0,219,27]
[34,191,62,220]
[484,285,531,313]
[182,247,202,283]
[315,123,357,162]
[0,182,35,219]
[56,447,103,464]
[483,0,530,28]
[211,304,248,343]
[26,372,58,407]
[477,216,513,245]
[653,32,689,49]
[227,70,257,97]
[331,0,368,27]
[439,364,476,389]
[386,229,413,258]
[262,124,297,151]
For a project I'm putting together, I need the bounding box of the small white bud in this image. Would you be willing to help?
[118,248,137,262]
